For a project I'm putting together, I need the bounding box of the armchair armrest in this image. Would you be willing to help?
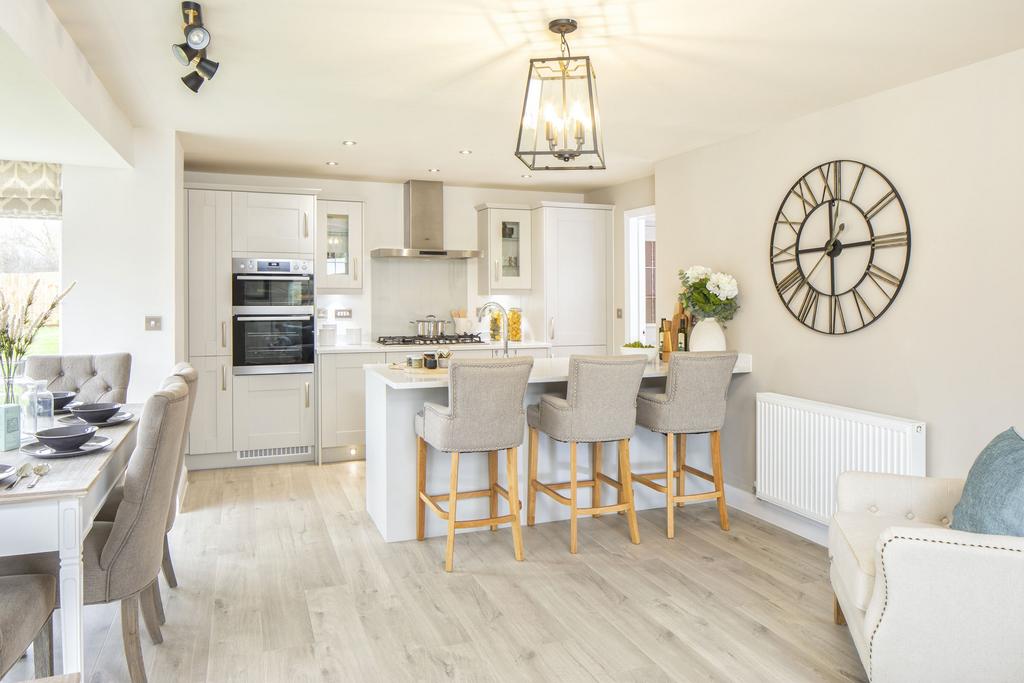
[863,525,1024,682]
[836,471,964,525]
[540,394,571,412]
[422,401,451,420]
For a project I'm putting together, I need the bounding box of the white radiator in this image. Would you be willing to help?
[755,392,926,524]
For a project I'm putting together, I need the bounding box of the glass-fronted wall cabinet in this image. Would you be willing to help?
[316,200,363,290]
[476,204,532,293]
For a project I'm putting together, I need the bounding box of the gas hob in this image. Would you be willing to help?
[376,333,485,346]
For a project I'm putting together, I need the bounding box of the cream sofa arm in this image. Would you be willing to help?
[863,525,1024,683]
[836,471,964,525]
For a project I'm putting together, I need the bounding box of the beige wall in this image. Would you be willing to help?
[584,175,655,348]
[654,49,1024,490]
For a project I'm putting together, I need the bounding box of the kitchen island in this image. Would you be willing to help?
[364,355,752,542]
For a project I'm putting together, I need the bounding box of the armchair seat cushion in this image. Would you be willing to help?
[0,574,55,675]
[829,511,942,611]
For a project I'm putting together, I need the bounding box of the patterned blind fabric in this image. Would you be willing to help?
[0,160,62,218]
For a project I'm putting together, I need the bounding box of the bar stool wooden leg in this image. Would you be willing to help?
[569,441,579,554]
[444,452,460,572]
[676,433,687,506]
[617,451,625,515]
[506,447,524,561]
[711,430,730,531]
[488,450,499,531]
[416,436,427,541]
[591,441,602,517]
[527,428,538,526]
[619,439,640,544]
[665,433,675,539]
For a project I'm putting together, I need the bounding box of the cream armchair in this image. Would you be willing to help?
[829,471,1024,682]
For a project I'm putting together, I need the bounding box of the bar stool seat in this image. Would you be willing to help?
[631,351,738,539]
[415,358,534,572]
[527,355,647,554]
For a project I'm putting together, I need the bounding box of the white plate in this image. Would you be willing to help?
[0,463,15,480]
[58,411,134,427]
[21,435,113,459]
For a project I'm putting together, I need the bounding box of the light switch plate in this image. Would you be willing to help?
[334,308,353,319]
[144,316,162,331]
[616,308,623,319]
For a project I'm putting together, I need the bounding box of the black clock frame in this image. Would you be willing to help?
[769,160,911,335]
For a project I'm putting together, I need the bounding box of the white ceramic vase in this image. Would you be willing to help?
[688,318,727,352]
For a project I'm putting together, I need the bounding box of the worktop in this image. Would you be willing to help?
[317,340,552,354]
[364,353,753,542]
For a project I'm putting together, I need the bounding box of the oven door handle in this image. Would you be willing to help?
[235,275,311,281]
[235,315,313,322]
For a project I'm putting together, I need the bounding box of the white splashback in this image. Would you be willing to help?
[371,258,468,336]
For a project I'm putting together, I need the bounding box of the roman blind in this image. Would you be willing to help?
[0,160,62,218]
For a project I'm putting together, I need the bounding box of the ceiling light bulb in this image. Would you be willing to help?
[341,140,357,146]
[458,149,472,155]
[521,174,532,179]
[325,161,338,166]
[181,71,204,93]
[427,168,440,173]
[184,24,210,50]
[171,42,198,66]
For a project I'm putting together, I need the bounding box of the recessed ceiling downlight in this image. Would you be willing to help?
[458,149,473,156]
[341,140,358,146]
[325,161,338,166]
[427,168,440,173]
[521,174,532,179]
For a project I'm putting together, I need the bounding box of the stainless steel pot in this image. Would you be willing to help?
[410,315,451,338]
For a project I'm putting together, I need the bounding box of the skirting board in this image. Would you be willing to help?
[723,484,828,546]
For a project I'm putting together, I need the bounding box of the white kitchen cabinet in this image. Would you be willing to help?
[316,200,363,290]
[477,204,532,293]
[187,190,232,356]
[187,356,233,455]
[232,192,315,255]
[550,345,609,358]
[319,352,383,454]
[528,203,612,351]
[232,373,315,451]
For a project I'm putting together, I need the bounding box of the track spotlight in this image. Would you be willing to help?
[196,56,219,80]
[171,42,199,65]
[182,71,205,93]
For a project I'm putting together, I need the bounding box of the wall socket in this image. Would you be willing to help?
[144,316,162,331]
[334,308,353,319]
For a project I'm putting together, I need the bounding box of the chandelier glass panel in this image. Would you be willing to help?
[515,20,605,171]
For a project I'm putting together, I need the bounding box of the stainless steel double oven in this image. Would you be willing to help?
[232,257,315,375]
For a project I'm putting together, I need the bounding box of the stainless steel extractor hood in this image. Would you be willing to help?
[370,180,482,259]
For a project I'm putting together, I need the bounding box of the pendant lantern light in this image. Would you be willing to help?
[514,19,605,171]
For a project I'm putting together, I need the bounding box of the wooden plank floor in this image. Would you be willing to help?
[4,461,866,682]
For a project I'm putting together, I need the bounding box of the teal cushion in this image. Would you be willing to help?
[951,428,1024,537]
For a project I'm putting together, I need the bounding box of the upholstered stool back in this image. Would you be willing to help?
[165,363,198,533]
[25,353,131,403]
[416,357,533,453]
[527,355,647,443]
[636,351,737,434]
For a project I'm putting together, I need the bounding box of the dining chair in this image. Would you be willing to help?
[630,351,738,538]
[414,357,534,572]
[96,362,198,626]
[25,353,132,404]
[0,574,56,679]
[526,355,647,553]
[0,380,190,683]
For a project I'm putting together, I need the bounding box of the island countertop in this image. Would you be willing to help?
[364,353,753,389]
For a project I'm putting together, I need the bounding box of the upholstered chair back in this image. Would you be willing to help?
[101,380,189,601]
[25,353,131,403]
[638,352,737,434]
[164,363,198,532]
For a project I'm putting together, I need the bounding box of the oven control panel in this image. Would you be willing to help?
[232,258,312,274]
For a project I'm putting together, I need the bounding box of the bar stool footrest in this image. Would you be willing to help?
[682,465,715,483]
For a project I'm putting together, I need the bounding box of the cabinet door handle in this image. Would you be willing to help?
[353,256,358,281]
[303,211,309,238]
[494,260,499,282]
[221,364,227,391]
[549,317,555,340]
[304,382,310,408]
[221,321,227,348]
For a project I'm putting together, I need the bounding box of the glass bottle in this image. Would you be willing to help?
[508,308,522,342]
[20,380,54,434]
[35,381,54,432]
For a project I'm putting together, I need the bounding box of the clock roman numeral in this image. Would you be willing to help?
[847,163,866,203]
[817,164,836,202]
[866,263,900,299]
[776,268,806,304]
[864,190,897,220]
[772,242,797,264]
[852,287,876,327]
[829,295,847,334]
[776,211,800,235]
[797,287,819,325]
[793,182,815,215]
[870,231,908,249]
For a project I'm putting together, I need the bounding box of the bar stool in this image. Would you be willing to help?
[415,357,534,572]
[631,351,737,538]
[526,355,647,553]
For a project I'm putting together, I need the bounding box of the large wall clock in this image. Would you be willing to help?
[770,160,910,334]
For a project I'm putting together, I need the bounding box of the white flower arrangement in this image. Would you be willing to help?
[678,266,740,321]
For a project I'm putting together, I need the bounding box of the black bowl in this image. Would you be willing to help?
[51,391,77,410]
[69,402,122,424]
[35,425,98,452]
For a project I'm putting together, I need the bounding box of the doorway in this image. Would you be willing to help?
[624,205,656,346]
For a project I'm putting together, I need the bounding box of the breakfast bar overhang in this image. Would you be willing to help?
[365,355,752,542]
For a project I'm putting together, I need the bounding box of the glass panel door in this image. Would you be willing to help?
[500,220,521,278]
[325,213,350,276]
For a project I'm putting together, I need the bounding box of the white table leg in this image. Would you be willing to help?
[58,497,85,674]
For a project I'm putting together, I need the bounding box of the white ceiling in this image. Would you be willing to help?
[46,0,1024,191]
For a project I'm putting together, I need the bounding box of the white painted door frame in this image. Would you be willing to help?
[623,205,655,344]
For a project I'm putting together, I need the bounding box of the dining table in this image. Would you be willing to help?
[0,406,140,676]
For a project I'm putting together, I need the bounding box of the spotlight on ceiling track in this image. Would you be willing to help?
[173,2,218,92]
